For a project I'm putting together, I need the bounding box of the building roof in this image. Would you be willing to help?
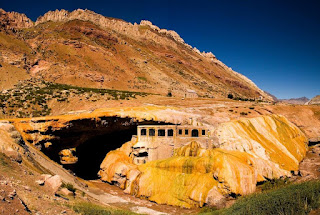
[186,89,197,93]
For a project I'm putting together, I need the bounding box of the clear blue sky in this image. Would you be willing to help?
[2,0,319,99]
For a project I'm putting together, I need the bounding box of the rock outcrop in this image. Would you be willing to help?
[0,121,23,162]
[216,115,308,171]
[0,9,33,30]
[98,114,308,208]
[307,95,320,105]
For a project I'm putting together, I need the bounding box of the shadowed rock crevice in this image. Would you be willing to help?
[309,140,320,147]
[37,116,171,179]
[73,128,137,179]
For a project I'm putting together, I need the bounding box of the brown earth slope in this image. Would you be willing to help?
[0,8,272,101]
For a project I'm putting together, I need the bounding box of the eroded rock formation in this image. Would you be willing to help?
[98,114,308,208]
[0,9,33,30]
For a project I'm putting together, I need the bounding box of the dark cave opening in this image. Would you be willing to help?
[73,128,136,179]
[41,116,172,180]
[309,141,320,147]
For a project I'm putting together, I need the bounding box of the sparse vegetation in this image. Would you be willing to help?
[62,182,76,193]
[0,153,9,168]
[240,112,248,116]
[259,177,291,191]
[0,79,150,118]
[70,202,138,215]
[200,180,320,215]
[137,76,147,82]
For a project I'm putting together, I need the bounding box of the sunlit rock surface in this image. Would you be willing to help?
[98,114,308,208]
[8,107,308,208]
[216,115,308,171]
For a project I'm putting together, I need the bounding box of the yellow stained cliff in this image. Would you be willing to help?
[98,114,308,208]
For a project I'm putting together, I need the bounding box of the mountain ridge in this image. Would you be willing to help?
[307,95,320,105]
[280,97,310,105]
[0,8,273,101]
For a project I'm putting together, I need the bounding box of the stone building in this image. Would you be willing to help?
[131,125,213,164]
[185,89,198,98]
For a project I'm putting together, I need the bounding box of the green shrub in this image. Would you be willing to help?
[0,153,10,169]
[200,180,320,215]
[260,177,291,191]
[62,183,76,193]
[137,76,147,82]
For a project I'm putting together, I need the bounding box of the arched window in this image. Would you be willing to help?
[168,129,174,137]
[149,129,155,136]
[191,129,199,137]
[141,129,147,136]
[158,129,165,136]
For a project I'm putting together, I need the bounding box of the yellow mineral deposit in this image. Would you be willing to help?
[98,114,308,208]
[216,115,308,171]
[8,107,309,208]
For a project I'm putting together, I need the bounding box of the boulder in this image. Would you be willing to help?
[40,174,52,181]
[205,187,226,209]
[45,175,62,192]
[35,180,45,186]
[58,188,74,196]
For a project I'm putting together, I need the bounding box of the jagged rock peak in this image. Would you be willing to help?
[35,9,127,25]
[0,8,34,29]
[35,9,220,62]
[140,20,185,44]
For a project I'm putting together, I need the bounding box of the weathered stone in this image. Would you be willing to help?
[40,174,52,182]
[23,186,31,191]
[45,175,62,192]
[206,187,226,209]
[8,189,16,199]
[58,188,74,196]
[98,114,308,208]
[35,180,45,186]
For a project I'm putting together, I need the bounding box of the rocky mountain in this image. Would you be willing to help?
[307,95,320,105]
[0,9,33,30]
[280,97,309,105]
[0,8,273,100]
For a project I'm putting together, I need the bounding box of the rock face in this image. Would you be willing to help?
[98,114,308,208]
[307,95,320,105]
[216,115,308,171]
[0,9,33,30]
[0,122,23,162]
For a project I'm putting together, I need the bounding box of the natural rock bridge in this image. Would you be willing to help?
[9,106,309,208]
